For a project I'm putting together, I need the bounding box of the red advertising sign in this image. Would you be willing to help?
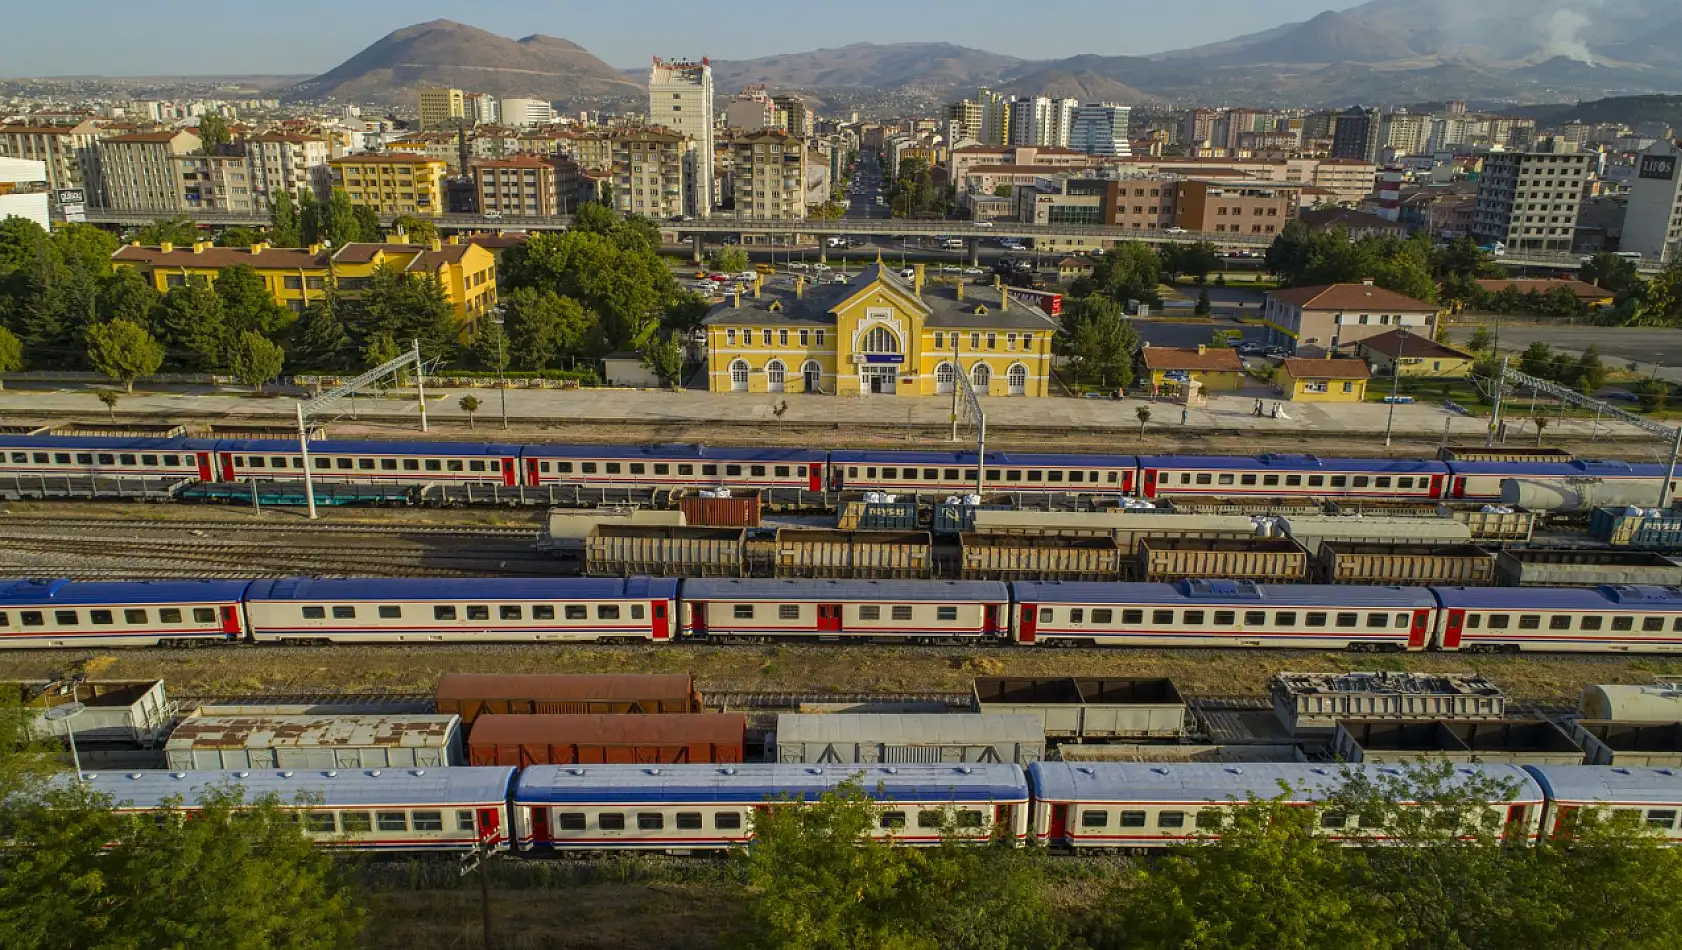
[1011,288,1063,315]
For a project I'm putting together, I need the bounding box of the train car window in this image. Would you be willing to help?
[599,814,626,831]
[124,609,147,624]
[937,607,959,621]
[1264,475,1280,487]
[988,470,1001,480]
[715,812,743,830]
[1365,614,1388,628]
[1518,615,1541,630]
[1158,811,1186,829]
[883,468,899,479]
[378,606,401,619]
[75,453,92,464]
[376,812,408,832]
[1286,475,1303,487]
[734,605,755,620]
[1673,618,1682,632]
[1217,474,1234,486]
[861,606,882,621]
[597,605,622,621]
[1120,811,1147,828]
[558,813,587,831]
[249,457,267,468]
[1276,612,1297,625]
[89,610,113,625]
[533,606,555,620]
[1352,476,1369,488]
[1101,472,1114,483]
[703,465,718,476]
[557,463,572,474]
[52,610,78,625]
[55,453,71,464]
[1375,477,1392,488]
[1321,812,1347,829]
[142,455,159,465]
[358,459,376,471]
[778,605,800,620]
[1307,475,1324,487]
[880,812,907,829]
[1329,476,1347,488]
[1070,609,1085,623]
[1152,610,1173,625]
[799,466,808,477]
[581,463,597,474]
[892,606,914,621]
[315,458,331,470]
[630,605,644,620]
[1336,612,1358,627]
[1066,471,1081,484]
[97,454,115,465]
[648,463,668,476]
[606,462,623,475]
[1550,616,1572,630]
[341,812,372,832]
[1305,613,1327,627]
[565,606,587,620]
[1183,611,1205,625]
[1213,611,1235,626]
[1195,811,1221,829]
[1081,811,1109,828]
[1465,615,1481,629]
[457,811,477,832]
[1644,617,1666,632]
[435,606,457,620]
[1647,810,1678,828]
[630,464,646,475]
[1093,609,1113,624]
[1027,470,1043,483]
[923,469,939,480]
[8,452,24,463]
[1122,609,1143,624]
[412,811,443,832]
[1244,611,1266,625]
[335,459,353,470]
[750,465,767,477]
[1175,473,1189,485]
[676,813,704,830]
[1037,608,1052,623]
[159,609,181,623]
[305,813,337,833]
[917,811,944,829]
[1397,478,1414,488]
[332,606,356,620]
[1006,470,1022,483]
[403,460,420,471]
[637,813,666,830]
[446,460,464,473]
[945,469,961,480]
[1241,474,1257,486]
[1487,615,1511,629]
[500,606,522,620]
[1195,473,1212,485]
[38,453,54,463]
[467,606,490,621]
[381,459,398,471]
[726,465,742,477]
[20,611,42,627]
[1612,616,1635,631]
[965,470,979,481]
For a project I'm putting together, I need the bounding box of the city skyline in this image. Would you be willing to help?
[0,0,1344,77]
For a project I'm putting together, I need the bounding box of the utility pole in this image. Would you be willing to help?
[1383,329,1406,448]
[495,312,508,430]
[1487,356,1508,447]
[295,342,425,520]
[949,333,960,442]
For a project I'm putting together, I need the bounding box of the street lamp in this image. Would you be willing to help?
[1384,328,1407,448]
[43,693,86,783]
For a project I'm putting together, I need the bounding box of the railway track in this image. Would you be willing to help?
[0,517,539,538]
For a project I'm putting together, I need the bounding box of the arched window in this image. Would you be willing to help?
[729,359,749,392]
[1007,362,1028,396]
[766,359,786,393]
[860,325,900,354]
[971,363,991,390]
[935,362,957,395]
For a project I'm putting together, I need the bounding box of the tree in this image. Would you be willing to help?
[390,214,437,245]
[341,266,458,363]
[1195,286,1212,316]
[49,223,117,277]
[458,394,481,429]
[572,201,619,235]
[1579,251,1642,298]
[1577,344,1609,393]
[1180,241,1220,283]
[0,325,20,387]
[215,264,288,335]
[85,319,164,392]
[320,189,363,247]
[1639,378,1670,413]
[297,189,322,245]
[470,319,509,374]
[1519,340,1554,378]
[135,215,198,247]
[214,227,263,249]
[640,331,684,387]
[361,332,401,371]
[95,388,119,421]
[351,206,383,244]
[1065,296,1140,390]
[1090,242,1162,307]
[288,295,353,370]
[155,283,228,370]
[992,184,1013,198]
[228,330,284,393]
[196,114,231,150]
[500,229,674,349]
[809,201,846,221]
[1136,404,1151,440]
[501,287,593,369]
[708,247,750,273]
[1533,415,1549,446]
[269,191,303,248]
[662,291,712,336]
[1468,326,1495,353]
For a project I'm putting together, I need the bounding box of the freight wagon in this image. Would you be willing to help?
[465,714,746,766]
[434,674,703,727]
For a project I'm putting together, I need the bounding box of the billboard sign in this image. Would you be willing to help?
[1010,287,1064,316]
[1640,154,1678,182]
[55,188,86,206]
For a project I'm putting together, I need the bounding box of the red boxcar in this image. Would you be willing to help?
[466,713,747,767]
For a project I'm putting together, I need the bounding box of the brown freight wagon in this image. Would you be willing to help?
[434,673,703,729]
[466,713,747,766]
[678,491,763,527]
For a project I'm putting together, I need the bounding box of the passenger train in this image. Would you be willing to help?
[1,433,1675,507]
[7,576,1682,654]
[62,761,1682,854]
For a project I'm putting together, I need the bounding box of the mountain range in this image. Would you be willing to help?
[282,3,1682,110]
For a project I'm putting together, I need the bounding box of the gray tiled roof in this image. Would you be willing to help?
[702,262,1059,333]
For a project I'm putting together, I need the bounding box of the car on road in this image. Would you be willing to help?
[736,271,757,283]
[974,221,994,228]
[963,267,986,276]
[787,262,809,270]
[826,237,846,248]
[1235,342,1266,356]
[1165,226,1187,234]
[1606,390,1640,403]
[755,263,776,274]
[830,274,848,284]
[482,211,503,220]
[901,267,917,280]
[1263,346,1290,359]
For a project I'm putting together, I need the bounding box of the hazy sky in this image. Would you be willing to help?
[0,0,1347,76]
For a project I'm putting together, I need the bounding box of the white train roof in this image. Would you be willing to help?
[514,763,1028,805]
[1028,762,1543,804]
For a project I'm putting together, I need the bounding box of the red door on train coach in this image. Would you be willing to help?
[1141,470,1158,499]
[808,463,823,493]
[651,601,670,641]
[1018,604,1038,644]
[502,458,517,487]
[983,604,1001,637]
[817,604,843,633]
[1409,610,1430,650]
[1429,474,1446,499]
[529,807,551,846]
[195,452,214,481]
[220,606,242,637]
[217,452,236,481]
[525,459,541,487]
[477,807,503,846]
[1442,610,1466,650]
[1048,804,1068,843]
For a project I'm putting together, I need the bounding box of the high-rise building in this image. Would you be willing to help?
[1006,99,1037,147]
[1381,112,1430,157]
[772,94,811,137]
[944,98,983,142]
[1471,138,1591,253]
[649,57,715,217]
[1067,104,1132,158]
[98,129,201,211]
[246,132,330,205]
[1622,139,1682,263]
[609,127,687,220]
[725,88,777,131]
[977,90,1010,147]
[500,98,556,129]
[733,130,807,220]
[1331,106,1381,163]
[1046,98,1079,148]
[0,120,111,208]
[462,93,500,126]
[473,155,569,217]
[417,87,466,131]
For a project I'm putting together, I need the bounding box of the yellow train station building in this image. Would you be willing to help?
[701,264,1060,397]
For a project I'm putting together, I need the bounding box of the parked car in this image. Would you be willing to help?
[754,263,776,274]
[1165,226,1187,234]
[975,221,995,228]
[788,262,810,270]
[963,267,986,276]
[736,271,758,283]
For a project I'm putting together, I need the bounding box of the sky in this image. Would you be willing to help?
[0,0,1347,77]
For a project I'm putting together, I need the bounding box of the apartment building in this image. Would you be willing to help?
[246,132,330,205]
[649,58,715,217]
[473,155,568,217]
[0,120,109,207]
[610,128,686,219]
[328,153,449,216]
[331,237,499,321]
[725,90,777,131]
[1172,179,1300,236]
[731,131,807,220]
[99,129,201,211]
[565,130,614,171]
[1471,139,1592,253]
[1620,139,1682,263]
[772,95,811,137]
[417,87,466,131]
[173,151,257,213]
[1331,106,1381,163]
[1261,281,1438,354]
[463,93,500,126]
[0,157,50,229]
[1068,104,1132,158]
[1382,112,1430,156]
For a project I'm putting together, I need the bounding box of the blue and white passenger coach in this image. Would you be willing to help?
[519,444,826,498]
[1139,454,1448,500]
[832,450,1138,497]
[243,577,681,645]
[211,439,522,486]
[680,579,1012,643]
[511,763,1030,853]
[1432,584,1682,653]
[1525,765,1682,842]
[0,434,215,481]
[0,578,252,648]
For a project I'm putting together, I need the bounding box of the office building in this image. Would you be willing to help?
[1471,139,1592,253]
[1622,139,1682,263]
[417,87,466,131]
[1067,104,1132,158]
[328,153,449,216]
[610,127,687,220]
[99,129,202,211]
[772,94,811,137]
[1331,106,1381,163]
[649,58,715,217]
[1172,180,1300,236]
[500,97,555,129]
[463,93,500,126]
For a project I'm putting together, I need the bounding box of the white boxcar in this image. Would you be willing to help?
[163,714,464,770]
[772,713,1045,764]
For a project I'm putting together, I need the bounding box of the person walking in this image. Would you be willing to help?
[1181,407,1189,425]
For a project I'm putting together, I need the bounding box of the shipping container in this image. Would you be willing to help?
[679,491,763,528]
[971,677,1187,739]
[1316,542,1495,586]
[1134,536,1310,583]
[1332,719,1584,766]
[21,679,173,746]
[1111,513,1271,555]
[772,713,1045,764]
[839,500,920,531]
[966,508,1129,539]
[584,526,745,577]
[958,533,1121,581]
[1325,500,1532,541]
[1579,684,1682,722]
[1279,515,1472,557]
[773,529,932,579]
[163,714,463,770]
[1590,506,1682,550]
[465,713,746,766]
[932,504,1011,535]
[539,508,686,552]
[1494,549,1682,588]
[1270,672,1506,736]
[435,673,702,727]
[1571,720,1682,766]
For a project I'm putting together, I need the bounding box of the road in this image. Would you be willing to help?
[1445,325,1682,384]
